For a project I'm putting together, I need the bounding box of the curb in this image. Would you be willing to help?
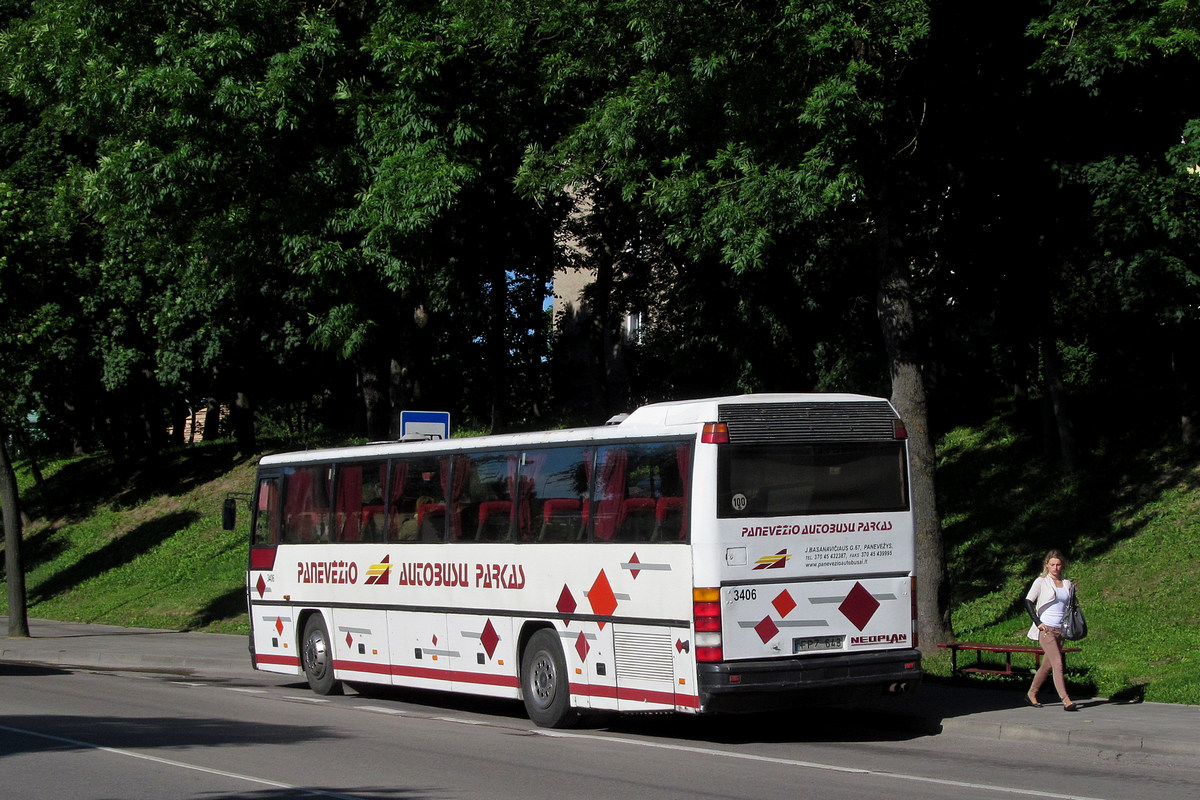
[0,648,248,677]
[938,716,1196,759]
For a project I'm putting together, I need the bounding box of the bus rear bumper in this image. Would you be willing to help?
[696,649,922,713]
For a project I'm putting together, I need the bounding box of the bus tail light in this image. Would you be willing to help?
[911,576,919,648]
[694,587,723,661]
[893,419,908,439]
[701,423,730,444]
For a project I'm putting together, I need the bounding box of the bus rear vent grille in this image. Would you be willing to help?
[719,401,898,443]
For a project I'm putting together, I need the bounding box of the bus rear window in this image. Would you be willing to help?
[716,442,908,518]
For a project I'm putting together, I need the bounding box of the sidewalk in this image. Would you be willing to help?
[3,617,1197,759]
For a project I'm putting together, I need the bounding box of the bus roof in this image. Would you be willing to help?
[257,393,890,467]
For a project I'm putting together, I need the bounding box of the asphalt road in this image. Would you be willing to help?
[2,659,1198,800]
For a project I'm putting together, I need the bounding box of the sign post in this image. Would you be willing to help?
[400,410,451,440]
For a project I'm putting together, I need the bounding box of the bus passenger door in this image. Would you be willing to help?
[248,475,300,675]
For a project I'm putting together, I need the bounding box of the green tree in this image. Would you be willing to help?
[1029,0,1200,444]
[0,1,372,450]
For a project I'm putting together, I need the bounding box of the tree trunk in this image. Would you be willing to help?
[14,429,50,521]
[876,238,952,649]
[0,424,30,638]
[204,395,222,441]
[356,355,389,442]
[389,357,407,441]
[1172,334,1197,445]
[1041,330,1080,474]
[231,391,256,455]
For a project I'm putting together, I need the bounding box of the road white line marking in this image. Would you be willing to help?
[537,729,1113,800]
[0,724,361,799]
[223,687,269,694]
[355,705,409,715]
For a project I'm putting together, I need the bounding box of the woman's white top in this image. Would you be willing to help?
[1025,575,1075,641]
[1039,586,1069,628]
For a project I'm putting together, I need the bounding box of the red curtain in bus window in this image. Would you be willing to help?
[255,478,280,547]
[673,444,692,540]
[387,460,410,523]
[514,453,544,540]
[593,448,628,541]
[284,468,321,542]
[335,465,363,542]
[442,456,470,539]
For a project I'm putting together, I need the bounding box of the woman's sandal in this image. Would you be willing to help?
[1064,702,1079,712]
[1025,694,1043,708]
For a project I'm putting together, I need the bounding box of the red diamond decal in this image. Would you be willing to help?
[275,617,284,636]
[575,632,590,662]
[256,575,267,598]
[773,590,797,618]
[432,634,438,646]
[480,619,500,659]
[676,639,690,654]
[587,570,618,629]
[839,582,881,631]
[346,632,354,648]
[754,616,780,643]
[628,552,641,579]
[557,584,577,626]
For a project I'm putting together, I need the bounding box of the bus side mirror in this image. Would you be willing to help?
[222,497,237,531]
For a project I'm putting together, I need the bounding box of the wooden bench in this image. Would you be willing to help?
[938,642,1081,678]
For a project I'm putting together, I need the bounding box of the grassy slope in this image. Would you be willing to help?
[3,418,1198,703]
[2,442,256,634]
[932,409,1200,703]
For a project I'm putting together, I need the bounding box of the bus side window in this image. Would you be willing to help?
[333,461,387,543]
[282,465,331,543]
[463,452,518,542]
[594,443,690,543]
[388,456,444,542]
[654,443,691,541]
[252,478,281,547]
[525,446,590,542]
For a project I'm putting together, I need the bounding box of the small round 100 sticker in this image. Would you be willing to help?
[731,493,748,512]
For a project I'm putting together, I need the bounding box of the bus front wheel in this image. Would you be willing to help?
[301,614,342,696]
[520,629,578,728]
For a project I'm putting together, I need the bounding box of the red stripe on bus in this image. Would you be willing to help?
[335,659,522,688]
[256,654,300,667]
[575,683,698,708]
[331,662,696,707]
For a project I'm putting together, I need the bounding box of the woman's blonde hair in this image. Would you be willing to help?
[1040,549,1069,577]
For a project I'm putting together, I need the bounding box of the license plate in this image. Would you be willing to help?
[793,635,844,653]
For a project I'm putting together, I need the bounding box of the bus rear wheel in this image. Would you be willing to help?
[301,614,342,696]
[520,629,578,728]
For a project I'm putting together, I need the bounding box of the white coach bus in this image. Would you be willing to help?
[226,394,921,727]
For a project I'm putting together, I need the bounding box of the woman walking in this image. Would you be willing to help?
[1024,550,1078,711]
